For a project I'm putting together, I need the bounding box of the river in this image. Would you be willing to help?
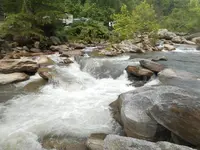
[0,45,199,150]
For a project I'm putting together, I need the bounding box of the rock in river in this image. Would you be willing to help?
[125,66,154,80]
[149,92,200,146]
[104,135,196,150]
[109,86,199,141]
[0,59,38,74]
[140,60,165,73]
[0,73,29,85]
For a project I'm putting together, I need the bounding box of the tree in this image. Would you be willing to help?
[0,0,65,38]
[112,1,159,40]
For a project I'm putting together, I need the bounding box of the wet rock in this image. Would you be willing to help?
[99,50,118,57]
[60,50,83,57]
[152,56,168,62]
[172,36,183,43]
[125,66,154,80]
[86,133,107,150]
[30,48,41,53]
[158,29,177,40]
[149,92,200,146]
[109,86,195,141]
[0,59,38,74]
[37,55,55,67]
[38,68,53,81]
[140,60,165,73]
[192,37,200,44]
[69,43,86,49]
[42,136,87,150]
[164,44,175,51]
[63,58,73,65]
[0,73,29,85]
[183,40,196,45]
[24,78,47,92]
[104,135,196,150]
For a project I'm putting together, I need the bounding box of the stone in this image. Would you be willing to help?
[149,92,200,146]
[183,40,196,45]
[69,43,86,49]
[125,66,154,80]
[50,44,70,52]
[0,59,38,74]
[34,41,40,49]
[109,86,196,141]
[50,36,62,45]
[37,55,55,67]
[63,58,73,65]
[152,56,168,62]
[60,50,83,57]
[104,135,196,150]
[158,29,177,40]
[38,68,53,81]
[164,44,175,51]
[140,60,165,73]
[99,50,118,57]
[158,68,200,94]
[30,48,41,53]
[114,40,145,53]
[192,37,200,44]
[22,46,29,51]
[172,36,183,44]
[86,133,107,150]
[0,73,29,85]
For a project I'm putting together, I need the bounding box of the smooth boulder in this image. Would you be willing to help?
[109,86,198,141]
[104,135,196,150]
[149,93,200,146]
[0,59,38,74]
[126,66,154,80]
[157,29,177,40]
[140,60,165,73]
[0,73,29,85]
[37,55,55,67]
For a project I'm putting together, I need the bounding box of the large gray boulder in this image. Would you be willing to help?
[0,59,38,74]
[104,135,196,150]
[0,73,29,85]
[109,86,198,141]
[149,92,200,146]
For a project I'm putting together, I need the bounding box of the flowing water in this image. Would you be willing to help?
[0,45,200,149]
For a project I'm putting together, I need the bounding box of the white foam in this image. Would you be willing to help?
[0,61,134,149]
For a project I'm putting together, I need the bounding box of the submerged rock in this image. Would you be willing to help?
[38,68,53,81]
[109,86,198,141]
[63,58,73,65]
[140,60,165,73]
[86,133,107,150]
[0,73,29,85]
[104,135,196,150]
[0,59,38,74]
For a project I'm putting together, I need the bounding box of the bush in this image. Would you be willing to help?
[65,20,110,43]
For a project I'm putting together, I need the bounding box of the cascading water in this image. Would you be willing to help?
[0,55,135,150]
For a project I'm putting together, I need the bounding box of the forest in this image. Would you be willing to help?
[0,0,200,42]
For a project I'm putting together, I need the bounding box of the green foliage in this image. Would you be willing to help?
[163,0,200,32]
[112,1,159,40]
[65,20,110,42]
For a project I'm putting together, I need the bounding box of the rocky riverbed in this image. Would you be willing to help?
[0,30,200,150]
